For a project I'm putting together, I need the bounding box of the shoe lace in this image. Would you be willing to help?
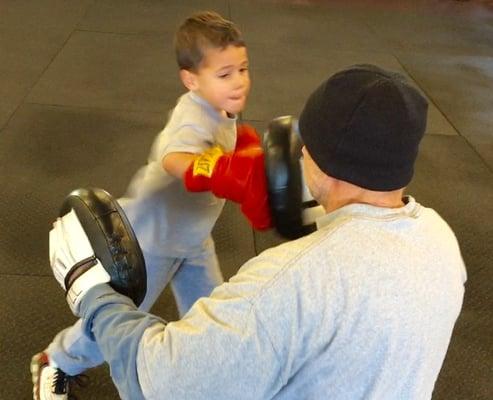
[51,369,68,394]
[52,369,89,399]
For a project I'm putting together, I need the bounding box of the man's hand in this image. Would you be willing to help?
[50,209,110,315]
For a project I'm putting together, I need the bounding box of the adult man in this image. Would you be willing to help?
[46,64,466,400]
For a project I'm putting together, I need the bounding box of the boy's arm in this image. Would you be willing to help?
[183,145,272,230]
[162,152,197,179]
[161,124,260,180]
[162,128,272,230]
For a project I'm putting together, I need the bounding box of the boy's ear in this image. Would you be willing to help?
[179,69,198,91]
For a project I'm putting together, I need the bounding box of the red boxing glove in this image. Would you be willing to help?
[183,146,225,193]
[235,123,261,151]
[184,145,272,230]
[238,150,272,230]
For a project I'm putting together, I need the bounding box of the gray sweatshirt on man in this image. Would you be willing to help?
[80,196,466,400]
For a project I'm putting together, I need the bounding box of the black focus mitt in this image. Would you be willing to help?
[50,188,146,315]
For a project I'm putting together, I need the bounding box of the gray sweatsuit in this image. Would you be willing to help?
[80,196,466,400]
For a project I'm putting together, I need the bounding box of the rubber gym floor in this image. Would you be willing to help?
[1,1,492,399]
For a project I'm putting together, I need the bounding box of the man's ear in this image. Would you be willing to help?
[179,69,198,91]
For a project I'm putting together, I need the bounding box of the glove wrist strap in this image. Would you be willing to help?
[192,146,224,178]
[65,256,97,289]
[66,260,111,315]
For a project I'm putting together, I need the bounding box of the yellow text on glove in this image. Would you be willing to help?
[192,146,224,178]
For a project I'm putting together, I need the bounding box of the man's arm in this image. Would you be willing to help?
[78,284,162,400]
[79,282,284,400]
[48,193,284,399]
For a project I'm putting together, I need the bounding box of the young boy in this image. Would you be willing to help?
[31,11,270,400]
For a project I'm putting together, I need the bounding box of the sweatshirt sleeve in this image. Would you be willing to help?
[135,283,284,400]
[79,284,164,400]
[79,280,284,400]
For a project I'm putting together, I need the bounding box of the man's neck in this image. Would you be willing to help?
[322,180,405,213]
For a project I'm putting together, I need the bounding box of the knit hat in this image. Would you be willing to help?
[298,64,428,191]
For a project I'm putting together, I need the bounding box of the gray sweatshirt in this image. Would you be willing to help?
[80,196,466,400]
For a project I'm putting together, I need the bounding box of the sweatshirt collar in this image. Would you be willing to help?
[316,195,421,230]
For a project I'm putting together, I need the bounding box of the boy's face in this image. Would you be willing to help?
[182,45,250,115]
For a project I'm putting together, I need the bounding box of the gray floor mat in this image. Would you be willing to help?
[1,1,492,399]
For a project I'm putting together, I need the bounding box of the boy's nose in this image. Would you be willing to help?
[235,73,249,90]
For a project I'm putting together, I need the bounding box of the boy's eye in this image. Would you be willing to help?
[218,73,230,79]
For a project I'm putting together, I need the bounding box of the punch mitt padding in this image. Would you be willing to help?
[263,116,316,239]
[60,188,147,307]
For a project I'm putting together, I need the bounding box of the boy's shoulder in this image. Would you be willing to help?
[168,92,221,133]
[175,92,206,113]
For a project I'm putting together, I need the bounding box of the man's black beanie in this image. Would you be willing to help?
[298,64,428,191]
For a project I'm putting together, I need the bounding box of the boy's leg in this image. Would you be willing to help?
[137,254,182,311]
[33,252,180,400]
[117,196,182,310]
[45,320,103,375]
[170,240,224,316]
[45,253,180,372]
[32,195,183,397]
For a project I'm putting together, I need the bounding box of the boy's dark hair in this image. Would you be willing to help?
[174,11,245,72]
